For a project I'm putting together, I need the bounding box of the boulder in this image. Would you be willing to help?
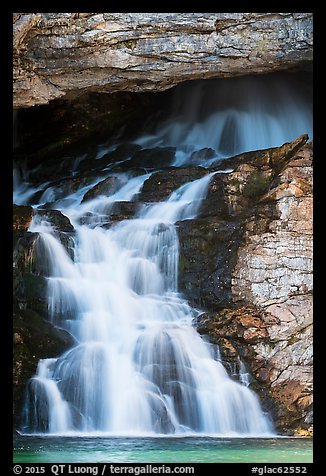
[189,148,217,164]
[35,209,74,232]
[82,176,123,202]
[139,166,207,202]
[126,147,176,169]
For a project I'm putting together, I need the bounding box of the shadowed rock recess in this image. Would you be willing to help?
[13,12,313,436]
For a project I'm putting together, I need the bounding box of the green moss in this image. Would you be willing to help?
[242,171,271,198]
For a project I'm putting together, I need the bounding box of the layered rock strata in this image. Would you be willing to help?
[13,13,313,108]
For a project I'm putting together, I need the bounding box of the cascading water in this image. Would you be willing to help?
[20,172,272,436]
[16,73,313,437]
[135,73,312,165]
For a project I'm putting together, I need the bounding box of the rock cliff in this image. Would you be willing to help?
[13,12,312,108]
[180,136,313,434]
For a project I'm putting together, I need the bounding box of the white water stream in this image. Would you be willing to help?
[21,172,273,436]
[16,73,313,436]
[136,74,312,166]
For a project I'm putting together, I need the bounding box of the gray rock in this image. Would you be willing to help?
[13,13,313,108]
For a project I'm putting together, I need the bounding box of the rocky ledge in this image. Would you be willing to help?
[13,13,312,108]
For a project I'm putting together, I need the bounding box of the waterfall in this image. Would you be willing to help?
[14,73,312,437]
[135,73,312,165]
[21,172,273,436]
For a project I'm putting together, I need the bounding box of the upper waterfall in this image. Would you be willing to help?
[135,73,312,166]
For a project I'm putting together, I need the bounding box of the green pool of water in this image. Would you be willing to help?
[13,436,313,463]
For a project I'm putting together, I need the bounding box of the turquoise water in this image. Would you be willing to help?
[13,436,313,463]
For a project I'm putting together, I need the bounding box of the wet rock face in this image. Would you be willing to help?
[179,136,313,434]
[231,142,313,308]
[35,209,74,232]
[13,206,75,425]
[231,141,313,434]
[177,134,310,311]
[13,309,75,426]
[177,218,243,309]
[13,13,313,108]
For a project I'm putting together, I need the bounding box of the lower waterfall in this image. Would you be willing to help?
[20,171,273,436]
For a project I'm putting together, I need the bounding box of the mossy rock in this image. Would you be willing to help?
[13,205,33,232]
[242,171,272,198]
[82,176,123,202]
[35,209,74,232]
